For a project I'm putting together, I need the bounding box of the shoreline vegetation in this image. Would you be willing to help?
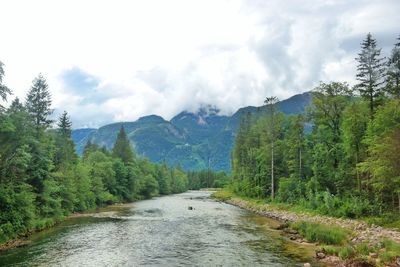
[223,33,400,266]
[0,201,135,251]
[212,190,400,267]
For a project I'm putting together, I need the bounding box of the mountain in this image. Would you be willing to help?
[72,91,312,172]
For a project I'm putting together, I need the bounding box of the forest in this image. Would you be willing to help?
[0,69,189,244]
[230,33,400,221]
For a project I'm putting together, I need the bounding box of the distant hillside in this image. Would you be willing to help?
[72,91,312,172]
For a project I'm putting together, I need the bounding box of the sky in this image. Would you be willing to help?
[0,0,399,128]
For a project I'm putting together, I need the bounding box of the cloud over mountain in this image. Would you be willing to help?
[0,0,398,128]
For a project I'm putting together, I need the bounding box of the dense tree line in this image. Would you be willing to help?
[187,169,229,189]
[231,33,400,218]
[0,67,188,244]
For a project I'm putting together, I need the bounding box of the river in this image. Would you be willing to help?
[0,191,321,266]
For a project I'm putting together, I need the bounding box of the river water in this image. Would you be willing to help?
[0,191,320,266]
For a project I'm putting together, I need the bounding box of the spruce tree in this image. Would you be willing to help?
[58,111,72,138]
[0,61,12,110]
[112,126,134,164]
[25,74,53,132]
[8,97,25,113]
[54,111,76,168]
[386,35,400,98]
[355,33,386,118]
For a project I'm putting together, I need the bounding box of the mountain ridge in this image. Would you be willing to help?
[72,91,312,172]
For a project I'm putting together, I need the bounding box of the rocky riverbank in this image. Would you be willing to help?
[212,191,400,267]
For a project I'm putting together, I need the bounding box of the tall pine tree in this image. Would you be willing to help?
[25,74,53,133]
[264,96,279,200]
[112,126,134,164]
[386,35,400,98]
[54,111,76,168]
[58,111,72,138]
[0,61,12,110]
[355,33,386,118]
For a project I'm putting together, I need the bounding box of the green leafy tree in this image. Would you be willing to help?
[355,33,386,118]
[359,100,400,212]
[341,101,369,192]
[309,82,351,194]
[140,174,159,199]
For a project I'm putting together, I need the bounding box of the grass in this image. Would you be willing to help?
[363,213,400,230]
[378,239,400,263]
[338,245,355,259]
[211,190,235,201]
[213,189,400,265]
[290,221,350,245]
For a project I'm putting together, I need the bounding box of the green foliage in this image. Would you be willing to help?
[386,35,400,98]
[211,190,234,201]
[355,33,386,117]
[112,126,134,164]
[355,242,371,256]
[338,245,355,259]
[187,169,229,189]
[227,35,400,221]
[0,61,12,110]
[290,221,349,245]
[276,177,306,204]
[322,245,340,256]
[72,93,312,173]
[0,66,189,246]
[25,74,53,132]
[378,239,400,263]
[140,175,159,199]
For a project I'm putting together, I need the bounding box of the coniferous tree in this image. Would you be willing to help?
[265,96,279,200]
[285,115,305,180]
[355,33,386,118]
[112,126,134,164]
[386,35,400,98]
[58,111,72,138]
[25,74,53,133]
[54,111,76,168]
[0,61,12,110]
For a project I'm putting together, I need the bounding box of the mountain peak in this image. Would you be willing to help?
[137,115,166,124]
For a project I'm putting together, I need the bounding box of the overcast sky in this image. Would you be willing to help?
[1,0,399,128]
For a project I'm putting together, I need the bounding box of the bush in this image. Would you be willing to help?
[290,221,350,245]
[276,177,306,204]
[303,191,378,218]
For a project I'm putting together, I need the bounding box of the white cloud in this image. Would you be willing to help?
[0,0,398,128]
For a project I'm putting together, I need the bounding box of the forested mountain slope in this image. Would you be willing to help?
[72,92,312,171]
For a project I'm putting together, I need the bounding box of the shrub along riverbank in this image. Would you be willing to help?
[212,190,400,266]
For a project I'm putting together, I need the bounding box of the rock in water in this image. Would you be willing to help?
[188,206,194,210]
